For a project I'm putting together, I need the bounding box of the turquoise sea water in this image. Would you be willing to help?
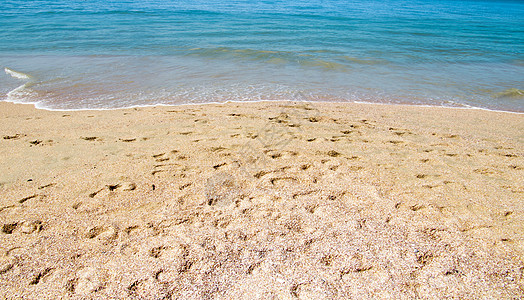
[0,0,523,111]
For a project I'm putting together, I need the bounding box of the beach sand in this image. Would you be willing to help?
[0,101,523,299]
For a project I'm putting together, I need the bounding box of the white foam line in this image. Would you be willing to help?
[2,66,40,105]
[2,66,521,114]
[14,98,522,115]
[351,100,524,115]
[4,67,31,80]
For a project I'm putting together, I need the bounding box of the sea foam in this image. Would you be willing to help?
[4,67,36,103]
[5,67,31,80]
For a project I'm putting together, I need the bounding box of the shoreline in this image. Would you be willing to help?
[3,98,524,115]
[1,100,523,298]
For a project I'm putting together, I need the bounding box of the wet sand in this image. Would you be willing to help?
[0,101,523,299]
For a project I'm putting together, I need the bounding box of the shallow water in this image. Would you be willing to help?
[1,0,523,111]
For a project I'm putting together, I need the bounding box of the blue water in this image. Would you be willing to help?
[1,0,523,111]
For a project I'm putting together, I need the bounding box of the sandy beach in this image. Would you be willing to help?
[0,100,523,299]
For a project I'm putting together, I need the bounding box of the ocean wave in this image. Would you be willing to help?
[6,83,37,101]
[179,47,390,70]
[495,88,524,99]
[182,47,354,71]
[4,67,38,103]
[4,67,31,80]
[339,56,386,65]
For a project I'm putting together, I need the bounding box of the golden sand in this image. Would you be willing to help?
[0,101,523,299]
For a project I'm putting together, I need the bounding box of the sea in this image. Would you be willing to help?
[1,0,523,112]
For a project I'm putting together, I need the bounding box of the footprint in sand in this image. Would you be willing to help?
[291,280,339,299]
[89,182,136,197]
[19,194,39,203]
[120,182,136,191]
[119,138,136,142]
[473,168,498,175]
[269,176,298,186]
[213,162,227,170]
[68,267,109,295]
[205,173,239,206]
[300,164,312,170]
[2,134,25,140]
[327,150,341,157]
[19,220,43,234]
[85,224,118,242]
[152,153,165,158]
[127,278,169,299]
[29,140,42,146]
[2,223,18,234]
[29,268,54,285]
[38,183,56,190]
[0,256,17,274]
